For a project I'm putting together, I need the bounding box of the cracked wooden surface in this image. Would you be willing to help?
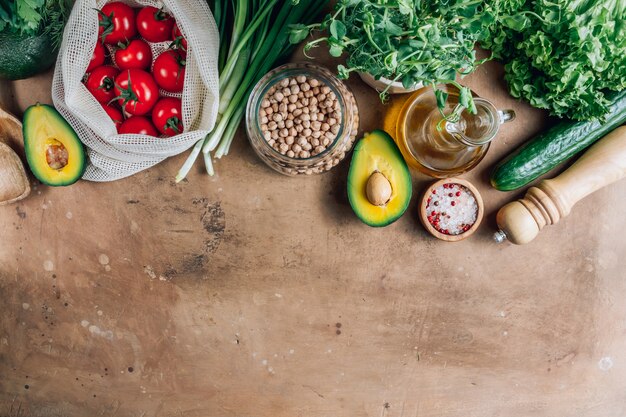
[1,49,626,417]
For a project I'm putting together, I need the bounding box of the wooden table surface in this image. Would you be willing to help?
[1,48,626,417]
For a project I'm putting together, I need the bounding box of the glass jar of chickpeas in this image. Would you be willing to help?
[246,63,359,176]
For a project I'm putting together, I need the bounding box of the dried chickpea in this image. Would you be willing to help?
[257,73,351,164]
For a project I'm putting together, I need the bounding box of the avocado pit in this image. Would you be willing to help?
[366,171,392,206]
[45,139,69,170]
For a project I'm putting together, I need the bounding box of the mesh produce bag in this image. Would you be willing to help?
[52,0,219,181]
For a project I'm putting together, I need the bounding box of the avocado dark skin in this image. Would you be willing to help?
[0,31,58,80]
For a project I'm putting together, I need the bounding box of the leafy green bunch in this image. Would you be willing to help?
[0,0,70,48]
[290,0,515,111]
[483,0,626,120]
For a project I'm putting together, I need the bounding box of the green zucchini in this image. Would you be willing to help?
[491,89,626,191]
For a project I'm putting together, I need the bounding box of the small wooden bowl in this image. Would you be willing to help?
[418,178,484,242]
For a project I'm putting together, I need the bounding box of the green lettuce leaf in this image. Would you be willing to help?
[484,0,626,120]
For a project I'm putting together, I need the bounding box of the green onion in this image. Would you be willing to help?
[175,0,328,181]
[175,138,204,183]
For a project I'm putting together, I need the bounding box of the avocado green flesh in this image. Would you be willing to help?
[347,130,412,227]
[0,31,58,80]
[23,104,86,186]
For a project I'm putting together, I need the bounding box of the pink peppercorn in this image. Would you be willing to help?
[424,182,478,236]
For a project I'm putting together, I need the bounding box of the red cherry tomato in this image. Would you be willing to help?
[152,97,183,136]
[87,41,106,72]
[114,69,159,116]
[171,23,187,54]
[153,50,185,93]
[98,2,137,45]
[101,103,124,131]
[85,65,120,104]
[119,116,158,136]
[114,39,152,70]
[136,7,175,43]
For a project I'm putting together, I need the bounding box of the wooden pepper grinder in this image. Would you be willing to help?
[494,126,626,244]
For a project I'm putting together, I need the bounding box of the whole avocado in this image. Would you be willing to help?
[0,30,58,80]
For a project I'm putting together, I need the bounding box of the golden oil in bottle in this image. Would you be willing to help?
[394,85,514,178]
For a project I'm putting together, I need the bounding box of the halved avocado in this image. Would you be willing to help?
[23,104,86,186]
[347,130,412,227]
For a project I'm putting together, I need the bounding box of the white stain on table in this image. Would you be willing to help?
[99,254,112,271]
[598,357,613,371]
[43,260,54,271]
[65,211,73,219]
[98,254,110,265]
[89,325,114,340]
[144,265,156,279]
[143,265,167,281]
[22,303,29,310]
[259,358,275,374]
[80,319,114,340]
[130,220,140,235]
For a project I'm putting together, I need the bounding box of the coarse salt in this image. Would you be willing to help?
[425,183,478,235]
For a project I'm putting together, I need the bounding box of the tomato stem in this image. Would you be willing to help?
[165,116,182,134]
[175,53,186,84]
[96,9,114,43]
[169,37,187,53]
[155,7,169,21]
[114,72,140,113]
[97,77,115,92]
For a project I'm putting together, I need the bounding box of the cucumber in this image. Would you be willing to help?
[491,89,626,191]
